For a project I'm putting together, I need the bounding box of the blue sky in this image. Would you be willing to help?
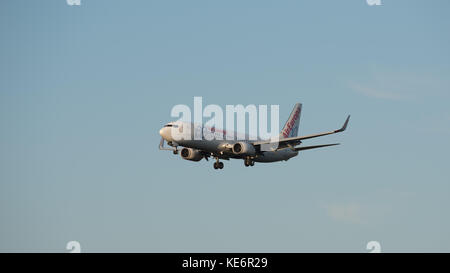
[1,0,449,252]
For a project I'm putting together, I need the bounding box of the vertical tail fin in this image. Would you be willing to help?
[280,103,302,138]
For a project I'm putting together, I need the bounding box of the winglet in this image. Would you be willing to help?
[335,115,350,133]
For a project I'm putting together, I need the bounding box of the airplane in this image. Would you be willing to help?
[159,103,350,169]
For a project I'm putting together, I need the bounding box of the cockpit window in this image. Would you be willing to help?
[164,124,178,128]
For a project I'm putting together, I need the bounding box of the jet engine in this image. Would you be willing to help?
[232,142,256,156]
[180,147,203,161]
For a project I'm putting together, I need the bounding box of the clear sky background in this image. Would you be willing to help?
[1,0,449,252]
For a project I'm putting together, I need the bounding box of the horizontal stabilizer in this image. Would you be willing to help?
[294,143,340,151]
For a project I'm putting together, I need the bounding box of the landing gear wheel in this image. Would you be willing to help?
[244,157,255,167]
[244,157,253,167]
[213,157,224,170]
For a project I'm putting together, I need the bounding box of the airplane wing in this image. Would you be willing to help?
[252,115,350,149]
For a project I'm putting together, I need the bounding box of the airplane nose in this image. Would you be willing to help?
[159,127,172,141]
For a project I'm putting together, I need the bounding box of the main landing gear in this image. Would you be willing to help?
[244,157,255,167]
[213,158,224,170]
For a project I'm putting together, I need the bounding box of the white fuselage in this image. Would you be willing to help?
[159,121,298,163]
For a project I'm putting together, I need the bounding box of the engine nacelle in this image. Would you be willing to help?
[232,142,256,156]
[180,147,203,161]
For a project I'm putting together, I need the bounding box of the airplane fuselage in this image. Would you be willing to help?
[159,121,298,163]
